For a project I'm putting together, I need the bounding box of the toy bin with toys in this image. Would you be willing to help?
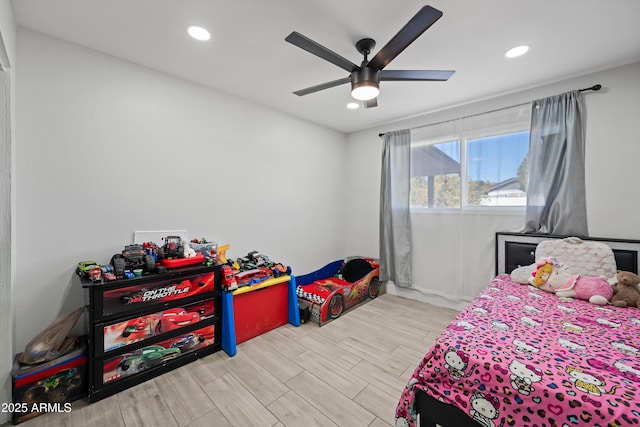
[11,338,87,424]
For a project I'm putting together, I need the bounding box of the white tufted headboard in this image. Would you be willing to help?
[536,237,617,278]
[496,232,640,276]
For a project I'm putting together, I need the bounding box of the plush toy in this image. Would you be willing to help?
[530,257,613,305]
[529,257,572,291]
[611,271,640,308]
[183,242,197,258]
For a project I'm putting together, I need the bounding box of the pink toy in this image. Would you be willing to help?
[554,274,613,305]
[530,257,613,305]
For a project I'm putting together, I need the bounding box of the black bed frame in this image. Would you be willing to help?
[414,232,640,427]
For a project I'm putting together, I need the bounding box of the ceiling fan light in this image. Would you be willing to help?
[351,83,379,101]
[351,68,380,101]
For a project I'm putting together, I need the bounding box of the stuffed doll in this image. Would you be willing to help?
[611,270,640,308]
[530,257,613,305]
[529,257,572,291]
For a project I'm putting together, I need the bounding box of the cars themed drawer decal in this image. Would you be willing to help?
[101,324,215,385]
[100,272,215,318]
[100,299,215,355]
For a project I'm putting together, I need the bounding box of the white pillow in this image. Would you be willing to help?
[510,263,537,284]
[536,237,616,279]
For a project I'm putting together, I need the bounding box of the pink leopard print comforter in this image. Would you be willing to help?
[396,275,640,427]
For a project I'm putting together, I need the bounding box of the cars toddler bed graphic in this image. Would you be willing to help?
[295,257,380,326]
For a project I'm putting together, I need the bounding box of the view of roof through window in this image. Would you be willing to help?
[410,129,530,208]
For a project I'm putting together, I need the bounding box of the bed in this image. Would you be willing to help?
[396,232,640,427]
[295,257,380,326]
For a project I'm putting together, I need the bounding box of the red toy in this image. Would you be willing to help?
[235,268,272,287]
[221,265,238,291]
[157,236,185,260]
[296,257,380,325]
[159,253,205,269]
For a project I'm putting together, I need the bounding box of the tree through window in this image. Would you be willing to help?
[410,105,531,209]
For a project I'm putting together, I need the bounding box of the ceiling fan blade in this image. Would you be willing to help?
[285,31,360,73]
[364,98,378,109]
[380,69,455,81]
[293,77,351,96]
[367,5,443,71]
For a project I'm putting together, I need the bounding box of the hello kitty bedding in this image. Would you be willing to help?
[395,275,640,427]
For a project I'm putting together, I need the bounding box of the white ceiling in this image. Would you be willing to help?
[11,0,640,133]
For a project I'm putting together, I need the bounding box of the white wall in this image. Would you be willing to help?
[0,0,15,423]
[13,28,348,351]
[344,61,640,307]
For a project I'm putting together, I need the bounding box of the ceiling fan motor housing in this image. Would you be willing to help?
[351,67,380,100]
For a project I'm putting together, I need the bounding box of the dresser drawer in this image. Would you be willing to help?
[95,298,215,357]
[94,271,215,321]
[100,323,216,387]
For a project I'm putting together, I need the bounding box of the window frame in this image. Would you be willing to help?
[409,104,531,212]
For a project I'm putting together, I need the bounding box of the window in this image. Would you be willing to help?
[410,105,531,209]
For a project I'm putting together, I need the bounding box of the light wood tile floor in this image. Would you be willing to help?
[7,294,459,427]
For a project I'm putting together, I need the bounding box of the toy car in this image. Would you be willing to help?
[235,268,272,287]
[111,244,156,278]
[157,236,185,260]
[76,261,102,282]
[102,271,117,281]
[99,264,117,281]
[154,307,200,334]
[221,265,238,291]
[116,345,181,376]
[271,263,292,277]
[170,333,205,351]
[143,241,159,260]
[237,251,292,277]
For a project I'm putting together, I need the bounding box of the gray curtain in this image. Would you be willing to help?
[524,90,588,235]
[379,129,412,288]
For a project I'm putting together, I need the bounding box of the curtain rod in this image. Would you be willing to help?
[579,84,601,92]
[378,83,602,137]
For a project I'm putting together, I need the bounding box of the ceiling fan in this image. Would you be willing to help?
[285,5,455,108]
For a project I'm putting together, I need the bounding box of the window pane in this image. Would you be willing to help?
[467,131,529,206]
[410,140,461,208]
[410,104,531,210]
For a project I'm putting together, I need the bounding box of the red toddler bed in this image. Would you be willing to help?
[296,257,380,326]
[396,233,640,427]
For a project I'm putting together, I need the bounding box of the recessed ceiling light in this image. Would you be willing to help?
[347,102,360,109]
[187,26,211,41]
[505,45,529,58]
